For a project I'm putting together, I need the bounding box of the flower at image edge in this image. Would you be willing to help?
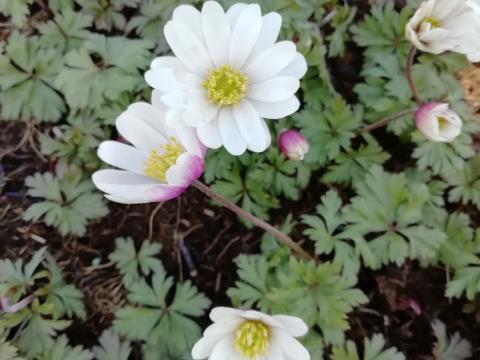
[92,102,206,204]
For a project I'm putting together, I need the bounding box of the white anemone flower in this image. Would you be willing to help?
[415,102,462,142]
[92,101,206,204]
[406,0,480,62]
[145,1,308,155]
[192,307,310,360]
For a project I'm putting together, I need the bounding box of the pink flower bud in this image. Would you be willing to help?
[278,129,309,160]
[415,102,462,143]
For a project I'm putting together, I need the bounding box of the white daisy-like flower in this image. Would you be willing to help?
[192,307,310,360]
[415,102,462,142]
[145,1,308,155]
[406,0,480,62]
[92,100,206,204]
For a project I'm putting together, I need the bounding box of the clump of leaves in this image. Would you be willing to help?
[109,237,163,287]
[228,255,368,345]
[0,0,33,26]
[23,164,108,236]
[75,0,139,31]
[446,156,480,211]
[37,335,93,360]
[0,326,23,360]
[38,111,107,171]
[93,328,132,360]
[431,320,471,360]
[114,266,211,355]
[56,34,153,112]
[0,248,85,357]
[0,32,66,122]
[331,333,405,360]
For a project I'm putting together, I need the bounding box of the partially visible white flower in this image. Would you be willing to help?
[406,0,480,62]
[415,102,462,142]
[192,307,310,360]
[92,101,206,204]
[278,129,309,160]
[145,1,307,156]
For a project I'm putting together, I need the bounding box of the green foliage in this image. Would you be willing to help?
[228,255,368,345]
[431,320,472,360]
[0,0,33,26]
[75,0,130,31]
[342,166,446,268]
[0,327,24,360]
[0,248,84,357]
[446,156,480,211]
[293,96,363,165]
[109,237,163,287]
[38,336,93,360]
[38,9,93,52]
[38,111,107,171]
[0,32,66,122]
[331,334,405,360]
[92,329,132,360]
[114,267,210,355]
[23,164,108,236]
[56,34,153,111]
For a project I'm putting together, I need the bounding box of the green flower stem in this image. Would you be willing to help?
[192,181,312,260]
[356,108,417,134]
[406,45,422,105]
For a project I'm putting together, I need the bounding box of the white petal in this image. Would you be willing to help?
[172,5,203,42]
[202,1,231,67]
[274,330,310,360]
[240,310,284,329]
[233,100,270,152]
[150,56,182,69]
[229,4,262,68]
[218,107,247,155]
[192,333,226,359]
[273,315,308,337]
[209,335,236,360]
[97,141,147,174]
[164,20,212,77]
[248,77,300,102]
[249,97,300,119]
[197,121,222,149]
[161,90,186,108]
[176,126,207,158]
[145,68,183,92]
[127,102,174,139]
[266,342,284,360]
[104,194,152,204]
[210,307,244,322]
[226,3,248,28]
[248,12,282,62]
[116,107,167,153]
[244,41,297,82]
[277,53,308,79]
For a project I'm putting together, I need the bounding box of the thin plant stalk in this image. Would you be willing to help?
[406,45,422,105]
[192,181,312,261]
[356,108,417,134]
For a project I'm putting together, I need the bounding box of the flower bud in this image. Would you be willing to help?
[415,102,462,142]
[278,129,309,160]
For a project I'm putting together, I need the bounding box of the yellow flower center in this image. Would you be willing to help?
[437,116,449,130]
[422,17,441,29]
[144,138,183,182]
[203,64,248,106]
[235,320,270,359]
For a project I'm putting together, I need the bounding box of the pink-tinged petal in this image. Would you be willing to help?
[415,102,463,142]
[210,307,244,322]
[165,153,205,187]
[272,315,308,337]
[278,129,309,160]
[92,170,185,203]
[97,141,147,174]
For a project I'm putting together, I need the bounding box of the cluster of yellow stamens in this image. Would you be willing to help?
[203,64,248,106]
[144,138,183,182]
[422,17,441,28]
[437,116,449,130]
[235,320,270,358]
